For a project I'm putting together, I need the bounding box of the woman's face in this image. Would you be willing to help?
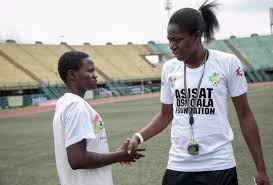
[167,23,199,62]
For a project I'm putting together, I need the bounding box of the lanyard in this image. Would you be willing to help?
[184,49,208,140]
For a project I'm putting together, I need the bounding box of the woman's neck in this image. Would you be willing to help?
[185,47,207,69]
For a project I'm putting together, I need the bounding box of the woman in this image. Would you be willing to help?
[127,1,270,185]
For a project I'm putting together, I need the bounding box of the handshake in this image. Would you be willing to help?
[116,134,145,165]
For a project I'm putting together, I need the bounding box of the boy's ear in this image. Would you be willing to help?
[67,70,78,81]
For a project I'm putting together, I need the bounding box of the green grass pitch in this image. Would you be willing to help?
[0,86,272,185]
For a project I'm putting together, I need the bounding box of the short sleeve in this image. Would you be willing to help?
[63,101,96,148]
[160,63,173,104]
[227,56,248,97]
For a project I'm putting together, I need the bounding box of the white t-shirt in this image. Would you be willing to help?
[53,93,113,185]
[160,49,247,172]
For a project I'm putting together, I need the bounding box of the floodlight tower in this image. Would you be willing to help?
[165,0,172,19]
[269,8,273,35]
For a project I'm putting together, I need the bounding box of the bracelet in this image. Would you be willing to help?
[134,133,144,144]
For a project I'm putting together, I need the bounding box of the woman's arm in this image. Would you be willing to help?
[127,103,173,154]
[232,93,270,185]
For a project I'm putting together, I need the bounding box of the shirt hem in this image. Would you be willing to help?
[166,162,236,172]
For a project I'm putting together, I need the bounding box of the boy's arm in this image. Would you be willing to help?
[67,139,144,170]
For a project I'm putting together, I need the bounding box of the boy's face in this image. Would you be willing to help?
[72,58,98,90]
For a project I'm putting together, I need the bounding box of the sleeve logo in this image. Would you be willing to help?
[235,66,243,76]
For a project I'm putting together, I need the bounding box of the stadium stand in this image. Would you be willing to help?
[114,44,162,79]
[150,36,273,83]
[70,44,162,81]
[228,36,273,70]
[226,36,273,82]
[0,42,60,84]
[93,44,158,80]
[254,35,273,68]
[45,44,106,83]
[45,44,71,57]
[148,41,172,55]
[19,43,62,82]
[70,44,123,80]
[0,34,273,108]
[0,54,38,90]
[147,41,174,65]
[94,44,139,80]
[41,85,65,99]
[205,40,233,54]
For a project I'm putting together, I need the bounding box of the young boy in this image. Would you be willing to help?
[53,51,144,185]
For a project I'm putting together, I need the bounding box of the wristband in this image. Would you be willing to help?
[134,133,144,144]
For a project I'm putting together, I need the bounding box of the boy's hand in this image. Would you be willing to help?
[116,138,145,165]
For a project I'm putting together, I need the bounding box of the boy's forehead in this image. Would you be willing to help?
[82,57,94,66]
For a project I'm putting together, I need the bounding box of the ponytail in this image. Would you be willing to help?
[199,0,219,42]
